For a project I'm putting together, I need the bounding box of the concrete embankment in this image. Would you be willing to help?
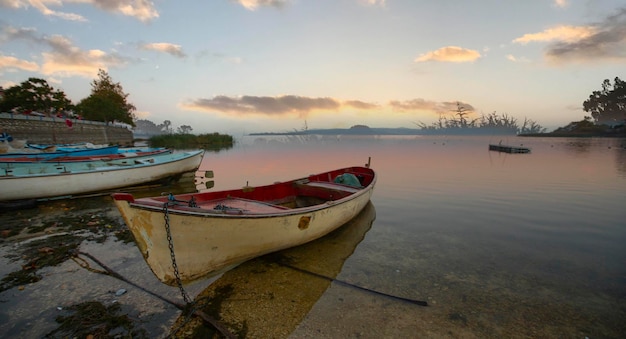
[0,114,133,145]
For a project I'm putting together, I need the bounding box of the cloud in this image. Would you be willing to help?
[0,55,39,71]
[553,0,567,8]
[513,25,596,44]
[0,0,25,9]
[196,50,243,64]
[181,95,383,118]
[31,0,88,21]
[0,0,87,21]
[40,34,128,77]
[182,95,341,118]
[514,8,626,63]
[415,46,481,63]
[0,0,159,22]
[389,99,475,115]
[233,0,289,11]
[182,95,477,121]
[506,54,530,63]
[1,26,129,78]
[344,100,380,110]
[90,0,159,22]
[139,42,186,58]
[359,0,386,7]
[1,26,38,41]
[546,8,626,63]
[46,76,61,84]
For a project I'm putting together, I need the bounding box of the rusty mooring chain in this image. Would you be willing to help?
[162,200,192,304]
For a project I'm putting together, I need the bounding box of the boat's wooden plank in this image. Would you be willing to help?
[197,197,290,213]
[301,181,361,193]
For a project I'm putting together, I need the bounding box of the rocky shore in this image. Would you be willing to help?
[0,178,211,338]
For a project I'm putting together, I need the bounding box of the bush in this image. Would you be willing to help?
[148,133,234,150]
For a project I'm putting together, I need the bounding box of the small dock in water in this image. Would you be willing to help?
[489,144,531,154]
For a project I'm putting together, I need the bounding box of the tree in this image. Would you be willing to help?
[519,117,546,134]
[452,102,476,128]
[583,77,626,125]
[159,120,172,134]
[76,69,136,126]
[177,125,193,134]
[0,78,73,114]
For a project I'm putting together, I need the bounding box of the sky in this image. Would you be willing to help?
[0,0,624,135]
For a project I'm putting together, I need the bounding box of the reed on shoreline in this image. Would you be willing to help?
[148,133,234,150]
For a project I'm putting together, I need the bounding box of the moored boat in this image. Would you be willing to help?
[489,143,531,153]
[0,144,120,160]
[112,163,376,286]
[0,147,170,163]
[0,150,204,202]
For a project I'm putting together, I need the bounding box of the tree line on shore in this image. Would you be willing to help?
[0,70,234,148]
[0,70,136,126]
[415,103,546,135]
[416,77,624,135]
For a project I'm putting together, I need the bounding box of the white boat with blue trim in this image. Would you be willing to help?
[0,150,204,202]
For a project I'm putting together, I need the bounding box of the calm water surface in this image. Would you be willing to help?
[3,135,624,338]
[203,135,626,338]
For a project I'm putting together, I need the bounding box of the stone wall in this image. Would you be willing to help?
[0,115,133,145]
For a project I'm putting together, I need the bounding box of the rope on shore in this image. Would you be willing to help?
[278,262,429,307]
[70,250,236,339]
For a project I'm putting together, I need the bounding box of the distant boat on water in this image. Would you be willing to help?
[489,143,531,154]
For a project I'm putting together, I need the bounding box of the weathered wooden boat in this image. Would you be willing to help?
[0,150,204,202]
[112,163,376,286]
[489,144,531,153]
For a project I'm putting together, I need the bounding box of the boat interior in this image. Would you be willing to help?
[115,167,375,214]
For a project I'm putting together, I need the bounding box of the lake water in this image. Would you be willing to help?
[201,134,626,338]
[1,134,624,338]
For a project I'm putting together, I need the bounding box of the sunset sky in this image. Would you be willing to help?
[0,0,624,134]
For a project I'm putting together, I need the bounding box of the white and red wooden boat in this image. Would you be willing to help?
[112,162,376,286]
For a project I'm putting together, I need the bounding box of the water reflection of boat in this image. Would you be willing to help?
[173,202,376,337]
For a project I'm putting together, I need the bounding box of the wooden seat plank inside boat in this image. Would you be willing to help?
[301,181,361,193]
[197,197,290,213]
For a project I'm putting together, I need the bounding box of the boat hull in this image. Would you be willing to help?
[0,150,203,201]
[112,166,376,286]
